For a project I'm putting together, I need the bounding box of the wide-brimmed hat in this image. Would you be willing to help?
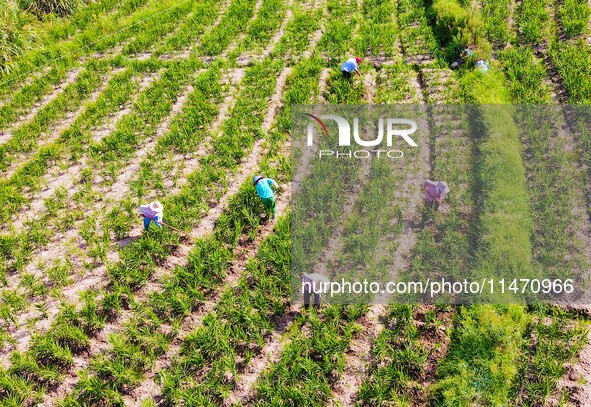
[253,175,264,185]
[436,182,450,194]
[149,201,163,211]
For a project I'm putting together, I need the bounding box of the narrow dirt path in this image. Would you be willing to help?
[303,0,329,59]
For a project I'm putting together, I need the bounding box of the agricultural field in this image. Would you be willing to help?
[0,0,591,405]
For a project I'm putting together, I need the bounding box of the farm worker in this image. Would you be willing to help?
[139,201,163,230]
[475,59,489,73]
[423,180,450,211]
[253,175,279,218]
[301,272,330,308]
[451,47,473,70]
[340,57,362,79]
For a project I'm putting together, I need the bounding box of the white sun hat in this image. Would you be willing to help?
[436,182,450,195]
[149,201,163,212]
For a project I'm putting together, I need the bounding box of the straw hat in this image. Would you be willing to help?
[149,201,163,211]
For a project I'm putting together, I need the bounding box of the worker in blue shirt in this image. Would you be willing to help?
[253,175,279,218]
[340,57,361,79]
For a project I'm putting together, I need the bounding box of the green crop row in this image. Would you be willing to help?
[158,214,293,407]
[477,0,591,402]
[0,65,140,282]
[482,0,512,46]
[317,0,360,62]
[0,64,107,175]
[230,0,287,59]
[375,64,421,103]
[130,66,224,199]
[452,72,532,407]
[152,0,221,55]
[514,306,588,405]
[0,66,72,130]
[497,46,552,103]
[120,0,195,55]
[515,107,588,284]
[427,0,534,404]
[0,0,178,95]
[557,0,591,38]
[0,59,113,221]
[197,0,258,56]
[549,40,591,104]
[256,35,431,403]
[19,0,143,49]
[398,0,439,58]
[65,182,273,406]
[2,0,323,343]
[0,60,203,351]
[2,0,119,60]
[248,55,380,405]
[269,2,323,65]
[0,58,196,268]
[2,63,219,328]
[0,0,142,82]
[0,59,204,303]
[516,0,549,44]
[357,0,400,57]
[432,305,530,404]
[359,305,453,405]
[358,72,465,402]
[324,68,366,103]
[320,151,406,304]
[404,83,473,296]
[253,305,362,406]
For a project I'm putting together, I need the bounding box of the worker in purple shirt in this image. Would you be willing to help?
[139,201,163,230]
[340,57,362,79]
[423,180,450,211]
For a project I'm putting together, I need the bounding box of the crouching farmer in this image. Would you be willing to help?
[423,180,450,211]
[139,201,163,230]
[253,175,279,218]
[340,57,361,79]
[301,272,330,309]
